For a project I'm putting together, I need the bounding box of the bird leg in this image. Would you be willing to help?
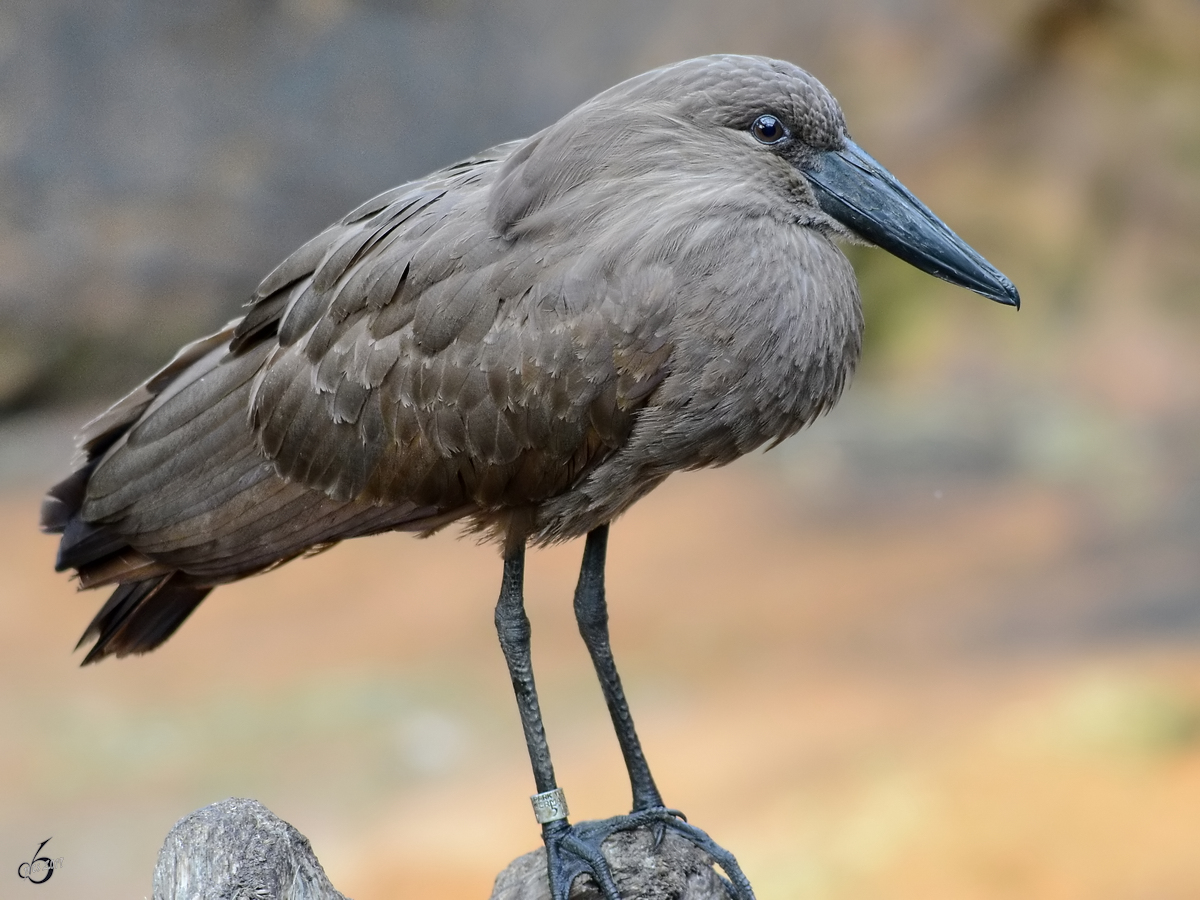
[564,524,757,900]
[495,542,558,797]
[494,533,755,900]
[572,524,662,811]
[495,541,624,900]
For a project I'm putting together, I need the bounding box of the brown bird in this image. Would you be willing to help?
[42,55,1018,900]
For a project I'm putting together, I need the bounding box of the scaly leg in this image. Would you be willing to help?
[495,533,755,900]
[573,525,663,811]
[569,524,755,899]
[495,540,623,900]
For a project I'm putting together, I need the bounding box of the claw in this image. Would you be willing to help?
[650,820,666,851]
[648,806,688,848]
[539,808,755,900]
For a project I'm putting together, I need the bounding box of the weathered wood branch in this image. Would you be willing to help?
[153,799,733,900]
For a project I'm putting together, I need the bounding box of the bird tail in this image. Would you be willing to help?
[40,325,238,664]
[42,319,462,665]
[74,575,212,665]
[44,468,206,665]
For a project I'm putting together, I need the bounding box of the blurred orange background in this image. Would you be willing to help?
[3,1,1200,898]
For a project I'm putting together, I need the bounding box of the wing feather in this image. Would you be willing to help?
[66,134,679,603]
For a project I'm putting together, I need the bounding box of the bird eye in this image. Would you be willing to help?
[750,114,787,144]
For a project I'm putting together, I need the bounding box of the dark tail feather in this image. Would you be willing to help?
[78,574,212,665]
[41,463,96,534]
[54,516,129,572]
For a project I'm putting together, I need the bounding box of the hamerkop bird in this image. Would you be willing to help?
[43,55,1018,899]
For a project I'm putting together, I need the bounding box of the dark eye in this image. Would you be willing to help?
[750,114,787,144]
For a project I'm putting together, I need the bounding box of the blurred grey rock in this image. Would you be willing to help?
[490,829,732,900]
[151,798,733,900]
[153,798,347,900]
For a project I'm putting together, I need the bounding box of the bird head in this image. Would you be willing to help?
[585,54,1021,309]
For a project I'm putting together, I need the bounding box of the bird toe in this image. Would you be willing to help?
[540,810,755,900]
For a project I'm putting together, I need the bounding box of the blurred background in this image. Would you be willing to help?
[3,0,1200,897]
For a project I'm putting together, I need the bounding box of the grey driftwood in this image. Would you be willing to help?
[153,798,732,900]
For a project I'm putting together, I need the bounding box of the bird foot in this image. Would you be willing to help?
[542,808,755,900]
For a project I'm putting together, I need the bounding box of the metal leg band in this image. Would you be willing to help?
[531,787,569,824]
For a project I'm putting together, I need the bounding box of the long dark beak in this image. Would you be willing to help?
[805,140,1020,308]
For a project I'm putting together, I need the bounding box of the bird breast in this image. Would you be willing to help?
[523,194,865,543]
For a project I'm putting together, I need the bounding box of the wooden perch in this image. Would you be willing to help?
[153,798,734,900]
